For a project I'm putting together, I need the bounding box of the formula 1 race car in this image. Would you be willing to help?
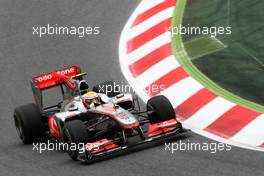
[14,66,183,162]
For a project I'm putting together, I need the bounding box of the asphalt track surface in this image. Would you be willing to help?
[0,0,263,176]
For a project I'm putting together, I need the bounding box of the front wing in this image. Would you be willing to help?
[77,119,183,162]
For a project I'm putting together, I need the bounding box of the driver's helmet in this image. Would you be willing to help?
[82,91,100,108]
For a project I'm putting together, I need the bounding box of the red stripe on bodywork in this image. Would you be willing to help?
[176,88,218,121]
[86,139,118,154]
[48,116,60,138]
[204,106,261,138]
[147,119,181,137]
[259,143,264,148]
[127,18,171,54]
[132,0,176,27]
[146,67,189,97]
[129,43,172,77]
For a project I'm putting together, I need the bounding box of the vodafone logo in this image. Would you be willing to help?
[36,74,52,82]
[56,68,75,76]
[35,67,77,82]
[118,112,129,119]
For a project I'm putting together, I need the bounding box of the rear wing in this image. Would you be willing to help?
[30,66,82,113]
[32,66,82,90]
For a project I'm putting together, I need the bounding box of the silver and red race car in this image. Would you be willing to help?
[14,66,183,162]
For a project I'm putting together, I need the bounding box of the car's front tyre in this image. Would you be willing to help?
[63,120,90,160]
[147,95,176,124]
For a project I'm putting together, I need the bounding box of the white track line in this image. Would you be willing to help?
[230,114,264,146]
[135,0,165,15]
[128,7,174,40]
[183,122,264,152]
[136,55,179,87]
[160,77,203,108]
[127,32,171,64]
[184,97,236,129]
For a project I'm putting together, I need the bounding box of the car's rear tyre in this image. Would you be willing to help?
[93,81,120,97]
[63,120,90,161]
[147,95,176,124]
[14,103,45,144]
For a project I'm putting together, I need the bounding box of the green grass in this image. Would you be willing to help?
[183,0,264,106]
[172,0,264,113]
[184,36,226,60]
